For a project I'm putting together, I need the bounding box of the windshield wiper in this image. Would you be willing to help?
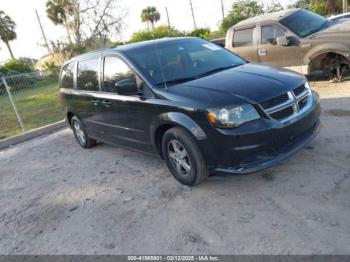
[157,76,197,86]
[198,65,237,78]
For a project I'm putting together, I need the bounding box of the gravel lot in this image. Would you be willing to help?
[0,81,349,255]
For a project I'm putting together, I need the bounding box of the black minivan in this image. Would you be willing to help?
[59,37,320,186]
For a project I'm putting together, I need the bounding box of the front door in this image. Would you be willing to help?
[232,27,259,63]
[93,55,156,153]
[257,24,302,69]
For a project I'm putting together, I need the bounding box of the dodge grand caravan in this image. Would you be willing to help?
[59,37,321,186]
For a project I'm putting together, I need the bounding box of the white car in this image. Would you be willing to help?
[328,12,350,22]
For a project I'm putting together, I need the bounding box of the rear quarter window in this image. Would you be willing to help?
[60,62,75,89]
[233,28,254,47]
[77,58,100,91]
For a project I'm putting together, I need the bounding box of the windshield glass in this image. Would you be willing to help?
[126,38,246,87]
[280,10,328,38]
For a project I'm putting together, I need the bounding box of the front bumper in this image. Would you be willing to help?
[200,92,321,174]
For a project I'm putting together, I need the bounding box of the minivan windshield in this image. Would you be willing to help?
[280,10,329,38]
[126,38,246,87]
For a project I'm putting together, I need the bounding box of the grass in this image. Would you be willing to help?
[0,77,64,139]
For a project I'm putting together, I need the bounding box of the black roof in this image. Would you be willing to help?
[64,37,197,65]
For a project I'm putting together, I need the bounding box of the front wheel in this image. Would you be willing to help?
[162,127,208,186]
[71,116,96,148]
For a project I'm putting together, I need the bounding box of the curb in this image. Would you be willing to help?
[0,120,66,150]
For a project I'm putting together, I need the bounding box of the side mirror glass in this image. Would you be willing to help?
[276,35,288,46]
[115,79,140,95]
[287,36,300,46]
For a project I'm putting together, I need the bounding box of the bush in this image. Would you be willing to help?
[1,59,34,74]
[310,0,327,15]
[187,28,211,39]
[129,26,184,43]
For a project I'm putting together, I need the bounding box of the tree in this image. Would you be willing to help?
[265,0,284,13]
[289,0,310,10]
[47,0,125,54]
[129,26,183,43]
[310,0,344,15]
[0,10,16,59]
[188,28,211,39]
[220,0,264,32]
[141,6,161,30]
[46,0,73,45]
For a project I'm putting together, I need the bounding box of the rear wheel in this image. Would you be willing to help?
[71,116,96,148]
[162,127,208,186]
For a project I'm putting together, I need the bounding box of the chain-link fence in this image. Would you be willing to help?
[0,69,64,140]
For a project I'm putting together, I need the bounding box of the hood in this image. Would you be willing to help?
[164,64,305,107]
[311,20,350,37]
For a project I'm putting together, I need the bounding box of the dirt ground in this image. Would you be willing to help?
[0,81,349,255]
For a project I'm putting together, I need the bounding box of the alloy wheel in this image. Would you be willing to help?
[73,121,86,145]
[167,139,191,176]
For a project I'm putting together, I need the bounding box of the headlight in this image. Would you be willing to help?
[207,104,260,128]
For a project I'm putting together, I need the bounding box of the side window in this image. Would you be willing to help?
[233,28,254,47]
[102,56,136,93]
[60,62,75,89]
[261,25,285,45]
[77,58,99,91]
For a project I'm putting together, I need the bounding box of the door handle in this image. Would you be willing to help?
[92,100,100,106]
[258,49,267,56]
[102,100,112,107]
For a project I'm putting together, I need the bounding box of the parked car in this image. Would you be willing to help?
[59,37,320,186]
[328,12,350,23]
[225,9,350,80]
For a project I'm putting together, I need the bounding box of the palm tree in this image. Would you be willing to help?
[141,6,161,30]
[46,0,73,45]
[0,10,16,59]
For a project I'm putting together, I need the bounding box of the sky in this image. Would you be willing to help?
[0,0,291,62]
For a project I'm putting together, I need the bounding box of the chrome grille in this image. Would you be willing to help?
[270,106,294,120]
[259,84,312,122]
[293,85,306,97]
[261,93,289,109]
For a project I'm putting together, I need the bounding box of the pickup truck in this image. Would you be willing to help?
[225,9,350,80]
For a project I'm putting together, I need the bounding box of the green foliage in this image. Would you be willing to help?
[0,10,16,42]
[0,10,16,58]
[46,0,71,25]
[310,0,327,15]
[187,28,211,39]
[141,6,161,29]
[289,0,310,10]
[310,0,345,15]
[2,59,33,74]
[220,0,264,32]
[129,26,183,43]
[265,0,284,13]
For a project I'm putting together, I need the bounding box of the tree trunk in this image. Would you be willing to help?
[326,0,337,14]
[5,41,14,59]
[150,21,154,29]
[64,17,73,45]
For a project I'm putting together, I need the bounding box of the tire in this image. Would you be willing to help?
[71,116,96,148]
[162,127,208,186]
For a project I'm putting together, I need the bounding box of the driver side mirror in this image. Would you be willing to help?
[115,78,141,95]
[276,35,300,46]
